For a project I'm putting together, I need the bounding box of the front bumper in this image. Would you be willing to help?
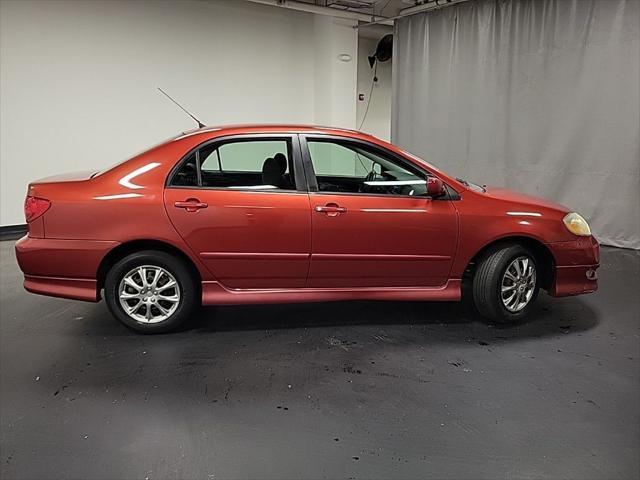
[547,236,600,297]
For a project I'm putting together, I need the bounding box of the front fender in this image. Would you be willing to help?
[450,192,574,277]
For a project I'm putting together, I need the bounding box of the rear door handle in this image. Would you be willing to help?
[315,203,347,217]
[174,198,208,212]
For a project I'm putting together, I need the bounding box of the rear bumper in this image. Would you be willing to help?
[15,235,118,302]
[547,236,600,297]
[24,275,98,302]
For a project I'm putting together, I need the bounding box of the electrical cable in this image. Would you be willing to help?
[358,62,377,131]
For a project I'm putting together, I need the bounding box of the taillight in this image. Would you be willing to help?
[24,196,51,222]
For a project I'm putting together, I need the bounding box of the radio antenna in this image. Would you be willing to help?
[157,87,205,128]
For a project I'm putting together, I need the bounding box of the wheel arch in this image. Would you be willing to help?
[96,239,202,296]
[464,236,555,290]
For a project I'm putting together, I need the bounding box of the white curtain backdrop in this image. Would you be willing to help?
[392,0,640,249]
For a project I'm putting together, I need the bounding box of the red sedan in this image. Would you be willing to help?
[15,125,599,333]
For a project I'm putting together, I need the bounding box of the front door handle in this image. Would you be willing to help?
[315,203,347,217]
[174,198,208,212]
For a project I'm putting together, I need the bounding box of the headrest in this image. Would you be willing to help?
[262,157,279,175]
[262,157,282,188]
[273,153,287,174]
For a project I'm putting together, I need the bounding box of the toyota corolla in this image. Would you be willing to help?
[15,125,599,333]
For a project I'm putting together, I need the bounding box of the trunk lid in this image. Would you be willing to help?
[30,170,98,184]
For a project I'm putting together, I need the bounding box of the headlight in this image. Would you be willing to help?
[563,212,592,236]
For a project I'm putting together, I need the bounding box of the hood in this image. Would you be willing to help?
[482,186,570,214]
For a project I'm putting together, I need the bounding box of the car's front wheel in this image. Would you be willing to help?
[472,244,539,324]
[104,250,198,333]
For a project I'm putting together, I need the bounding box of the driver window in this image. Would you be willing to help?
[307,140,427,196]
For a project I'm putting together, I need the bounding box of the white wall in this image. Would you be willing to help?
[0,0,358,226]
[356,35,392,141]
[312,16,358,129]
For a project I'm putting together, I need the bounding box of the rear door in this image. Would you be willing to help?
[301,136,458,288]
[164,134,311,289]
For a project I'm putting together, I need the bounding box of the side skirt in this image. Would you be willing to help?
[202,279,461,305]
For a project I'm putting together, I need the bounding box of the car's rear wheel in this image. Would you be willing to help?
[104,250,198,333]
[472,244,539,324]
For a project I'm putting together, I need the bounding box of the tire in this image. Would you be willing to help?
[472,244,539,324]
[104,250,199,334]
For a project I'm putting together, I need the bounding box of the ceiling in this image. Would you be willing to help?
[295,0,420,18]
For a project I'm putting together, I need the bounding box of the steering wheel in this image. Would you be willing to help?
[359,170,377,193]
[365,170,377,182]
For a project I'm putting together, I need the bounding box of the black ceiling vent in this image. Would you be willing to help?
[368,34,393,68]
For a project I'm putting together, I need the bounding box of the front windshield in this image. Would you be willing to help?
[400,148,486,193]
[399,149,439,171]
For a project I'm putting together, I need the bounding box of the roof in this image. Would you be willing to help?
[176,123,376,141]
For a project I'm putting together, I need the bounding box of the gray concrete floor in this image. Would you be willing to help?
[1,239,639,480]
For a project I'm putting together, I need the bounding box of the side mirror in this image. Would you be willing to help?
[426,177,446,198]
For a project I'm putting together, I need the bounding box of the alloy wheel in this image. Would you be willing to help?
[500,256,536,313]
[118,265,180,323]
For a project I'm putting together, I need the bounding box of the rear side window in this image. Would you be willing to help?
[171,152,198,187]
[171,139,295,190]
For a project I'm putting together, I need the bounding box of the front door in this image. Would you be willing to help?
[301,136,458,288]
[164,135,311,289]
